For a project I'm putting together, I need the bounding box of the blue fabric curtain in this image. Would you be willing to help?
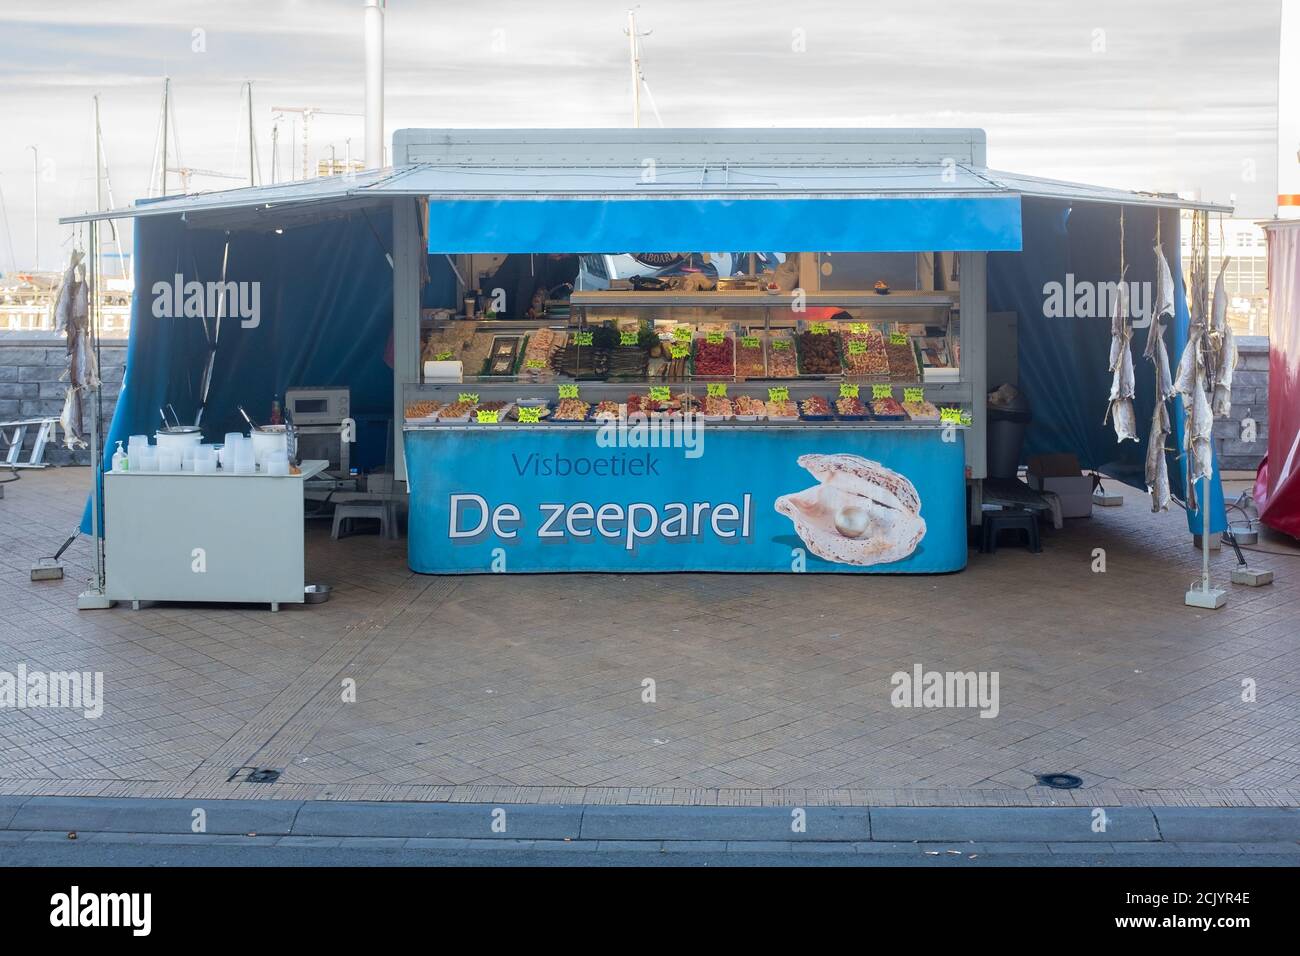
[82,208,400,532]
[988,198,1225,532]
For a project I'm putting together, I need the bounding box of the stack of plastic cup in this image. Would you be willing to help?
[232,437,256,475]
[265,453,290,476]
[193,445,217,474]
[135,446,158,472]
[127,435,150,470]
[158,448,183,472]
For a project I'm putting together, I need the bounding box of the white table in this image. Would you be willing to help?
[104,460,328,611]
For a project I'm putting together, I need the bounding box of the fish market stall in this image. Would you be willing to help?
[60,127,1235,596]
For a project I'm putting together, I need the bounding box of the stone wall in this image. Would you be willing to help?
[0,332,127,465]
[1213,335,1268,473]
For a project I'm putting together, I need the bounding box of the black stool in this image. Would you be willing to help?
[980,507,1041,554]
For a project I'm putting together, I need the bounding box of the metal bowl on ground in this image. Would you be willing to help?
[304,583,332,604]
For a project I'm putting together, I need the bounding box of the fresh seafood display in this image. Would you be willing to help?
[765,399,799,420]
[735,337,766,378]
[800,395,833,419]
[775,454,926,566]
[835,396,869,418]
[901,399,940,421]
[553,398,591,421]
[506,403,550,421]
[693,336,735,377]
[871,397,907,418]
[733,395,766,418]
[404,400,442,420]
[701,395,734,419]
[436,401,475,420]
[796,329,841,375]
[592,400,621,420]
[520,328,566,380]
[766,336,799,377]
[884,340,920,383]
[841,328,889,376]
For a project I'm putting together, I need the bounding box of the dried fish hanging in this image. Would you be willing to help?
[1173,213,1222,511]
[53,247,96,449]
[1104,208,1138,442]
[1143,218,1177,511]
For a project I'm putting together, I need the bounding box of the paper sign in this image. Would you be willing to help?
[524,358,545,369]
[872,384,893,400]
[706,331,724,345]
[558,384,579,399]
[848,340,867,354]
[707,383,727,397]
[771,339,791,350]
[476,410,499,424]
[672,326,692,341]
[903,387,925,403]
[960,410,973,426]
[516,407,542,423]
[810,323,830,334]
[740,336,760,349]
[669,343,690,359]
[620,330,639,346]
[849,322,869,335]
[839,383,859,398]
[434,350,454,361]
[573,331,594,346]
[649,386,671,401]
[889,332,908,346]
[457,393,479,404]
[940,407,963,423]
[768,387,789,402]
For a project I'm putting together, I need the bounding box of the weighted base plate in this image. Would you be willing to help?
[1092,491,1124,507]
[30,559,63,581]
[1231,567,1274,587]
[77,589,115,610]
[1185,586,1227,609]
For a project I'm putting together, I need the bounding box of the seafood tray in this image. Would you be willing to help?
[833,396,870,420]
[403,400,443,422]
[795,328,842,376]
[732,395,766,421]
[735,335,766,379]
[840,328,890,377]
[606,347,649,381]
[693,335,735,378]
[765,399,800,422]
[799,395,834,421]
[901,399,940,422]
[700,395,735,421]
[470,400,515,424]
[765,334,800,378]
[884,339,921,383]
[550,398,593,422]
[870,396,908,421]
[591,400,622,422]
[506,403,551,422]
[552,344,612,380]
[486,336,522,376]
[434,400,476,423]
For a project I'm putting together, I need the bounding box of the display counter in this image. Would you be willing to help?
[404,292,972,574]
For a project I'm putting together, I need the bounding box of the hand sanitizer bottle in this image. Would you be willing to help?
[112,440,127,472]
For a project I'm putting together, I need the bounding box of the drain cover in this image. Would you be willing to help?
[1037,773,1082,789]
[245,768,281,784]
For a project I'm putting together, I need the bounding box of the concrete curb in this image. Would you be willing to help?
[0,797,1295,844]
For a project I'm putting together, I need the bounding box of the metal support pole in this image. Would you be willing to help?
[80,218,113,610]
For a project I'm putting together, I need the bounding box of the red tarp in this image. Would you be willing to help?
[1259,221,1300,538]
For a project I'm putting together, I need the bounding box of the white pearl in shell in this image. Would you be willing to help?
[834,504,870,538]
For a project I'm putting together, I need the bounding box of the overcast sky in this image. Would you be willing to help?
[0,0,1283,272]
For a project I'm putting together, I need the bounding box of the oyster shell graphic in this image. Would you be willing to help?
[775,453,925,566]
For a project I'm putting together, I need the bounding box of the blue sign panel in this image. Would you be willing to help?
[405,426,967,574]
[426,196,1023,254]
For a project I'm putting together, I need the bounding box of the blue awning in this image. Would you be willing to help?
[424,195,1023,254]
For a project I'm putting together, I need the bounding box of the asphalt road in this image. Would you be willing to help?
[1,841,1292,867]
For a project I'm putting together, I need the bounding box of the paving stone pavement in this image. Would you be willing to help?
[1,466,1298,807]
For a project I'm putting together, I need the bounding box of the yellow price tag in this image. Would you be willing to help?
[558,384,579,399]
[620,330,639,346]
[839,383,859,398]
[940,407,963,423]
[706,331,724,345]
[434,350,454,361]
[849,322,869,335]
[889,332,908,346]
[707,383,727,397]
[476,409,499,424]
[574,331,594,346]
[517,407,542,423]
[872,384,893,400]
[740,336,760,348]
[810,323,829,334]
[768,387,789,402]
[670,343,690,359]
[649,386,671,401]
[525,358,545,369]
[672,326,692,341]
[458,393,479,404]
[848,340,867,354]
[771,339,791,350]
[903,387,925,403]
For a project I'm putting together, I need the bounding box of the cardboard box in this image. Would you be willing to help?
[1027,454,1094,519]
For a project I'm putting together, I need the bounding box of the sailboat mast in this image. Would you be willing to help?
[161,77,170,195]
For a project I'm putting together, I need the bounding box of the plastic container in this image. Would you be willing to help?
[134,447,158,472]
[265,453,290,476]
